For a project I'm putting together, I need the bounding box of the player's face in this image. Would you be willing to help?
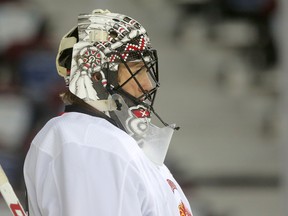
[118,62,153,100]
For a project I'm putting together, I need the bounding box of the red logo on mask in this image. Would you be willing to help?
[131,108,150,118]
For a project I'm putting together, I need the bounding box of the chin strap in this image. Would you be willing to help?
[86,88,180,131]
[150,107,180,131]
[108,88,180,131]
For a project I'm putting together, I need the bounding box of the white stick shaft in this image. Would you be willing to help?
[0,165,27,216]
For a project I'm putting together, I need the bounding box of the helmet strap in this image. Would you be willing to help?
[85,98,117,112]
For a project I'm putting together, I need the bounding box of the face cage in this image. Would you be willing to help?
[109,49,159,110]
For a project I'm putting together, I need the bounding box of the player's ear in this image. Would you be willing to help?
[92,72,102,81]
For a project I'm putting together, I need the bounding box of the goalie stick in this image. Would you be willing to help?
[0,165,27,216]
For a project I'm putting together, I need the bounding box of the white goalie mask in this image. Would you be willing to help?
[56,9,158,112]
[56,9,179,164]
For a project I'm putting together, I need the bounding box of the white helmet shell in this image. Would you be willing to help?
[56,9,153,111]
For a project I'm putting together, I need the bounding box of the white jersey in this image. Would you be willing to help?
[24,111,192,216]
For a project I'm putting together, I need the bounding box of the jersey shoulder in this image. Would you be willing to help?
[32,112,140,161]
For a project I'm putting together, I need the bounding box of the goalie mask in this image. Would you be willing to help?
[56,9,158,111]
[56,9,178,164]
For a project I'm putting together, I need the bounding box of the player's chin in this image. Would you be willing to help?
[138,94,147,102]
